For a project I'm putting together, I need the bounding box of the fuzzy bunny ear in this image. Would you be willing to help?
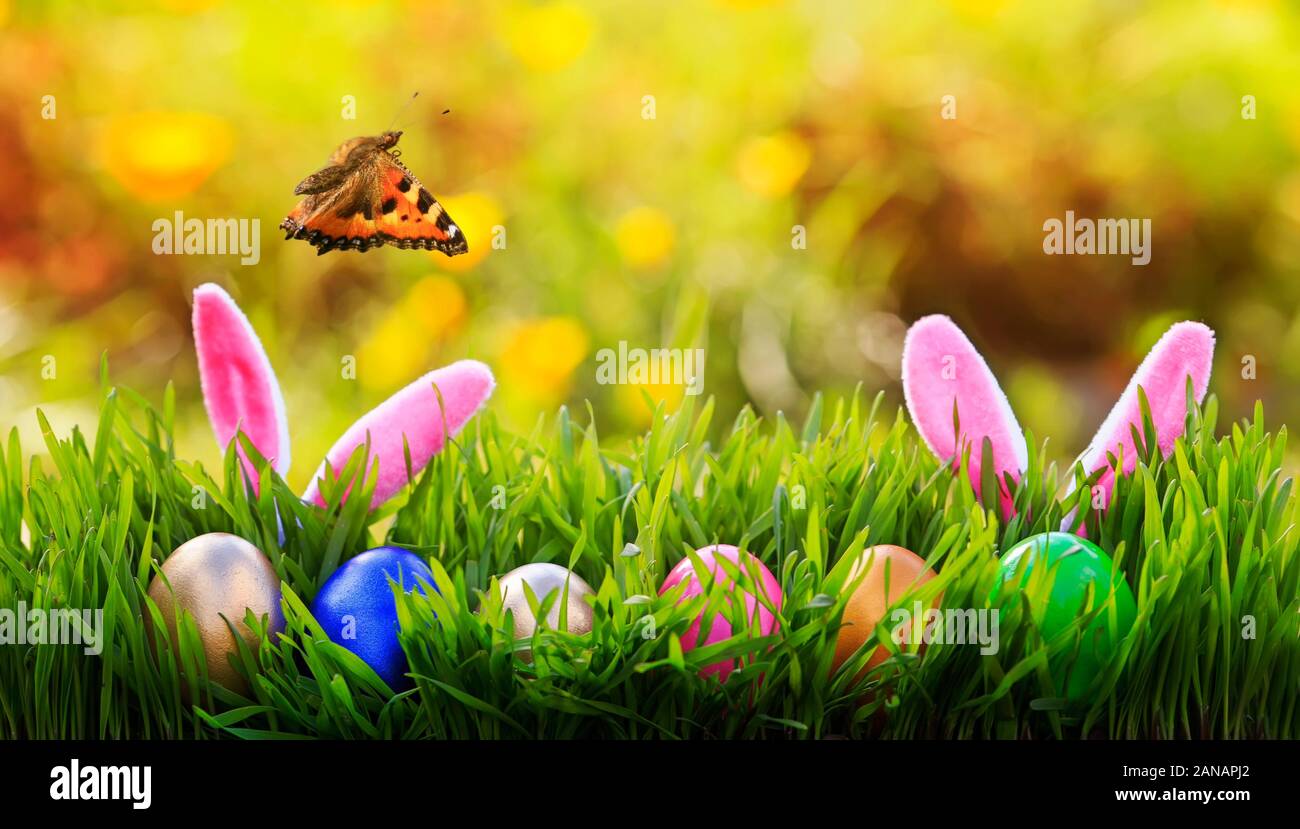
[302,359,495,510]
[1068,321,1214,518]
[902,315,1028,517]
[192,283,291,493]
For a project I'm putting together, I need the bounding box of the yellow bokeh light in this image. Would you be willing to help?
[504,2,594,72]
[736,130,811,198]
[357,313,432,392]
[615,206,676,269]
[98,111,232,201]
[616,377,687,426]
[157,0,224,12]
[499,317,589,404]
[405,275,468,331]
[947,0,1010,21]
[357,276,467,391]
[433,191,504,272]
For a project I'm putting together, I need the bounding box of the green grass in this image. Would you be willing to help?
[1,369,1298,739]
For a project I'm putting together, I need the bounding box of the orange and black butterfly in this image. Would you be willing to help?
[280,130,467,256]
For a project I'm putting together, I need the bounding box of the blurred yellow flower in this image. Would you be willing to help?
[1275,172,1300,223]
[157,0,223,12]
[499,317,589,403]
[358,276,467,390]
[615,206,676,269]
[98,111,232,201]
[433,191,503,272]
[947,0,1010,20]
[504,2,593,71]
[736,131,811,198]
[358,316,429,391]
[406,275,468,331]
[616,377,687,426]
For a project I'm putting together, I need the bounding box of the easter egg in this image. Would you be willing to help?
[831,545,938,681]
[658,544,782,681]
[498,562,596,640]
[995,532,1137,700]
[146,532,284,694]
[310,546,439,689]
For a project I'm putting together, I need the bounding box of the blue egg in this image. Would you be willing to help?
[310,546,439,688]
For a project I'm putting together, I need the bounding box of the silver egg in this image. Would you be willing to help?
[497,562,596,640]
[146,532,284,694]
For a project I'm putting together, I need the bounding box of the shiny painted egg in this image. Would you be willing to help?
[310,546,439,689]
[498,562,596,640]
[146,532,284,694]
[831,544,938,682]
[658,544,782,681]
[995,531,1137,700]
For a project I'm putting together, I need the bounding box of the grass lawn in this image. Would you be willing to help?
[2,370,1297,739]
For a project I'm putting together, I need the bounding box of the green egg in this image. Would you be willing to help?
[994,532,1137,701]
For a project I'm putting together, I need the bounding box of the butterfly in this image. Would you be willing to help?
[279,130,467,256]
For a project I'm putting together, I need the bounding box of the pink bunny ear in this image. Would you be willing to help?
[1068,321,1214,517]
[302,359,495,510]
[902,314,1027,517]
[193,283,291,493]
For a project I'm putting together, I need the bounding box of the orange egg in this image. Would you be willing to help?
[831,545,938,681]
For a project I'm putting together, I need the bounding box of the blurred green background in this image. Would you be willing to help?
[2,0,1299,489]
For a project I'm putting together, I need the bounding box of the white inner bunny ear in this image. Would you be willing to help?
[271,367,291,476]
[987,355,1030,474]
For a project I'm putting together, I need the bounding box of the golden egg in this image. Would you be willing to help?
[146,532,284,694]
[498,563,596,641]
[831,545,938,682]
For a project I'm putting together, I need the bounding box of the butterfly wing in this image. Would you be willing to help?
[293,163,351,196]
[280,147,468,257]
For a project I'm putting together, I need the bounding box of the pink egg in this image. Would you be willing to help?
[658,544,782,681]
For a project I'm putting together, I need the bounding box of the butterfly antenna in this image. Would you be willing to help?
[387,91,420,132]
